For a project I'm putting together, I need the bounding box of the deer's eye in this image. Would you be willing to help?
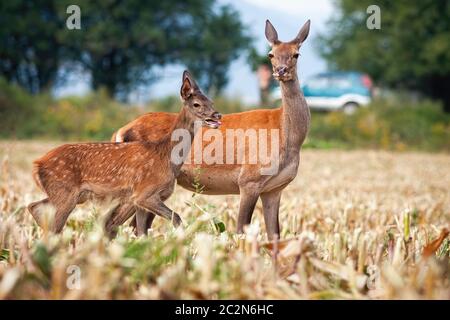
[193,103,200,108]
[293,53,299,59]
[268,53,274,59]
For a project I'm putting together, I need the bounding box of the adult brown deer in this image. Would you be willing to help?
[110,20,311,240]
[28,71,222,236]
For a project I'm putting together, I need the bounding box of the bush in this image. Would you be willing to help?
[0,80,249,141]
[42,90,140,141]
[1,78,449,151]
[0,78,51,138]
[306,97,450,151]
[0,79,141,141]
[148,95,246,114]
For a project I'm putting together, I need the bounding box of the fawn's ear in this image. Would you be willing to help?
[181,70,200,99]
[265,20,279,46]
[181,71,195,100]
[292,19,311,46]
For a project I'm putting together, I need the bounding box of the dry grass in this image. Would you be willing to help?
[0,140,449,299]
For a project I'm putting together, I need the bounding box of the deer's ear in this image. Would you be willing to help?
[265,20,279,46]
[182,70,192,82]
[180,76,193,100]
[182,70,199,91]
[293,19,311,46]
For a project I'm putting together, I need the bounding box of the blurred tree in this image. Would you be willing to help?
[0,1,62,93]
[318,0,450,112]
[0,0,251,99]
[61,0,215,98]
[183,5,251,95]
[248,46,275,105]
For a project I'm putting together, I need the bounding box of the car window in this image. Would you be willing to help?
[330,78,352,89]
[306,77,329,89]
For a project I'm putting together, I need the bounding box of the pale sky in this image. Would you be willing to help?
[56,0,335,105]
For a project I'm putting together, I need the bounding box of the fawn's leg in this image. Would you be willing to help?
[104,202,136,239]
[135,209,156,236]
[129,215,137,229]
[28,198,50,227]
[29,195,76,233]
[130,212,156,234]
[135,197,182,228]
[52,195,78,233]
[260,190,282,240]
[236,187,260,234]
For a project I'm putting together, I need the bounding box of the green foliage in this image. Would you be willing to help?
[32,242,52,279]
[1,78,449,151]
[318,0,450,111]
[211,96,248,114]
[149,95,246,114]
[149,96,183,113]
[0,0,252,98]
[0,78,51,137]
[247,46,271,71]
[184,5,252,94]
[213,217,226,234]
[0,248,9,261]
[436,239,449,259]
[306,96,450,151]
[0,78,141,140]
[0,1,63,93]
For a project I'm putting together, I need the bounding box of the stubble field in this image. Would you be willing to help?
[0,141,449,299]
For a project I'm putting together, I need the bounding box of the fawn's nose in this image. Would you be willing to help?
[276,66,287,76]
[212,112,222,120]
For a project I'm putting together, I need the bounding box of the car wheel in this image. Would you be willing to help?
[342,102,359,115]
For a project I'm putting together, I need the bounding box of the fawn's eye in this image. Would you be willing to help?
[193,103,200,108]
[268,53,274,59]
[293,53,299,59]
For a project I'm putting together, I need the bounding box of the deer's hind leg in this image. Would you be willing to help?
[236,186,261,234]
[28,198,50,227]
[129,211,156,236]
[260,190,282,240]
[135,209,156,236]
[30,164,80,232]
[28,191,78,233]
[51,190,79,233]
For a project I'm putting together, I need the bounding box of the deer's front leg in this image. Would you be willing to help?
[236,187,260,234]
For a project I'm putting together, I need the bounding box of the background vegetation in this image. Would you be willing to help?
[318,0,450,112]
[0,0,251,98]
[1,79,449,152]
[1,0,449,301]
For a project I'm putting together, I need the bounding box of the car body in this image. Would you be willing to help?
[271,71,373,113]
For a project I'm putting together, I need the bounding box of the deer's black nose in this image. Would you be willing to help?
[212,112,222,120]
[276,66,287,76]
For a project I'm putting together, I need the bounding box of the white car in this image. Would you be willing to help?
[271,72,373,114]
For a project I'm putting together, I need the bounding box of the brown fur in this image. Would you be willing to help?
[111,20,312,240]
[28,71,221,237]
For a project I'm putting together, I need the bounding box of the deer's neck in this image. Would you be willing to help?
[167,107,198,176]
[279,74,310,160]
